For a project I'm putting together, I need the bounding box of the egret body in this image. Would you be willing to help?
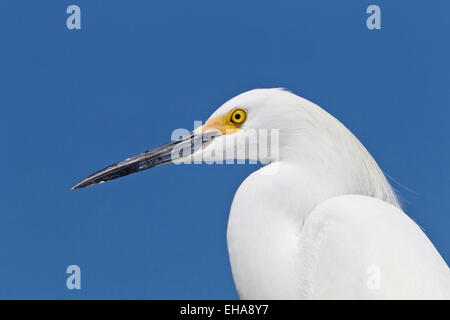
[73,89,450,299]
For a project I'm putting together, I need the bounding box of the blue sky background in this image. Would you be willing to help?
[0,1,448,299]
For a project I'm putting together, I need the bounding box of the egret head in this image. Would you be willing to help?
[188,89,293,165]
[72,89,294,189]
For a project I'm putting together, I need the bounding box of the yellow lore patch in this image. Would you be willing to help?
[199,108,247,135]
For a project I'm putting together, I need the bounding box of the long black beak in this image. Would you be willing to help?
[71,131,217,190]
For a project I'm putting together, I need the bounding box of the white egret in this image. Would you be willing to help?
[73,89,450,299]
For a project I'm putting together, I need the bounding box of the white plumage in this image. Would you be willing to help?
[208,89,449,299]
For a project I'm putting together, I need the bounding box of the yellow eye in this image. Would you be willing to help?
[229,108,247,125]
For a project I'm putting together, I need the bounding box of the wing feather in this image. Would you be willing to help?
[300,195,450,299]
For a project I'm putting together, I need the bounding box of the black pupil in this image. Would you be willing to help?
[234,113,241,120]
